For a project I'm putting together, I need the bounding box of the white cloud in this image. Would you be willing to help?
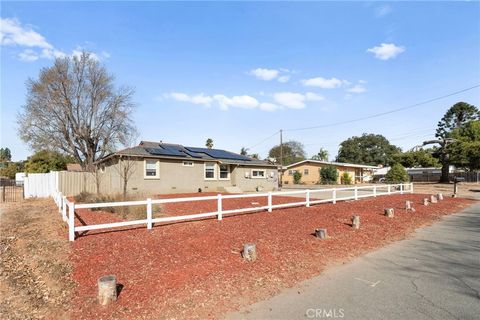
[273,92,306,109]
[301,77,347,89]
[214,94,259,110]
[249,68,279,81]
[367,43,405,60]
[305,92,325,101]
[167,92,213,107]
[347,85,367,94]
[375,5,392,17]
[259,102,280,112]
[249,67,291,82]
[1,17,107,62]
[273,92,324,109]
[18,49,39,62]
[1,17,52,49]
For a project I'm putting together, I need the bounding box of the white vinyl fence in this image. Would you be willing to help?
[24,172,59,198]
[52,183,414,242]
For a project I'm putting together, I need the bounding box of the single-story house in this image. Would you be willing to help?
[282,160,379,185]
[95,141,279,194]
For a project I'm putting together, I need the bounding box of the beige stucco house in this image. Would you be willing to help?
[95,141,279,195]
[282,160,378,185]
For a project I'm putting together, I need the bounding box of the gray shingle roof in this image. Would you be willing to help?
[101,141,276,167]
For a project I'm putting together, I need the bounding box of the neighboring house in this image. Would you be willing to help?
[95,141,279,194]
[282,160,379,185]
[67,163,83,172]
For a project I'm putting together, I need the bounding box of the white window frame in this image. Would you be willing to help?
[182,161,194,167]
[144,159,160,179]
[204,163,216,180]
[304,168,309,175]
[251,169,266,179]
[219,164,230,180]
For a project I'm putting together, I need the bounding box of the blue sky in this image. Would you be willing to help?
[1,1,479,161]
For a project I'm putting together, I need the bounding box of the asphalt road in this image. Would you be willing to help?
[227,204,480,320]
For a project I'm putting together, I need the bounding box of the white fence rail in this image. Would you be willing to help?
[53,183,414,241]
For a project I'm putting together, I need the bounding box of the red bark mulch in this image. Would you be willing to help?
[69,193,474,319]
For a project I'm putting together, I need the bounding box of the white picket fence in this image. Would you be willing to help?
[52,183,414,242]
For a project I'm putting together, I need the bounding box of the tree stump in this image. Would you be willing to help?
[430,195,438,203]
[384,208,394,218]
[242,243,257,262]
[437,193,444,201]
[451,194,457,198]
[423,198,429,206]
[315,228,327,239]
[98,275,117,306]
[351,215,360,229]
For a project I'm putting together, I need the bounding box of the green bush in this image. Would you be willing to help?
[320,165,338,184]
[293,171,302,184]
[341,172,352,185]
[385,163,410,183]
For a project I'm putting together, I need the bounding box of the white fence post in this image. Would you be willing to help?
[388,185,391,194]
[354,186,358,200]
[217,194,223,220]
[147,198,153,229]
[373,186,377,197]
[410,182,414,194]
[400,184,404,195]
[267,192,272,212]
[333,188,337,204]
[62,196,67,222]
[306,190,310,207]
[58,192,63,213]
[68,202,75,242]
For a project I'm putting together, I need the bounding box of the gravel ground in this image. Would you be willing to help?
[69,193,473,320]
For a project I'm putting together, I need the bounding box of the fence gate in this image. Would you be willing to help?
[0,179,24,203]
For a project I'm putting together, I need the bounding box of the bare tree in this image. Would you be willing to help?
[113,156,137,198]
[17,52,137,170]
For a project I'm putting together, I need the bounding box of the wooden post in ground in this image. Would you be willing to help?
[384,208,394,218]
[423,198,429,206]
[352,215,360,229]
[405,201,415,212]
[437,193,444,201]
[430,195,438,203]
[315,228,327,239]
[242,243,257,262]
[97,275,117,305]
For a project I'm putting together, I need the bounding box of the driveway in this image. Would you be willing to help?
[226,204,480,320]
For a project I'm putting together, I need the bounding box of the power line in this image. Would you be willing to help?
[247,130,279,150]
[284,84,480,132]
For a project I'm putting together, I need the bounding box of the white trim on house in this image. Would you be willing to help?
[251,169,266,179]
[204,162,216,180]
[182,161,194,167]
[144,159,160,179]
[219,164,230,180]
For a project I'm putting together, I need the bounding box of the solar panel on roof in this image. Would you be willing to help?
[185,147,251,161]
[145,147,187,157]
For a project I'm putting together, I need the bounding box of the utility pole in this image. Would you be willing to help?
[279,129,283,188]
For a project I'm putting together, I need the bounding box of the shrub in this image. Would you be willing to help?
[385,163,410,183]
[341,172,352,185]
[73,192,162,221]
[320,165,338,184]
[293,171,302,184]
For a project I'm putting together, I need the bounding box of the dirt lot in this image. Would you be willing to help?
[0,199,73,320]
[0,193,475,320]
[412,182,480,200]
